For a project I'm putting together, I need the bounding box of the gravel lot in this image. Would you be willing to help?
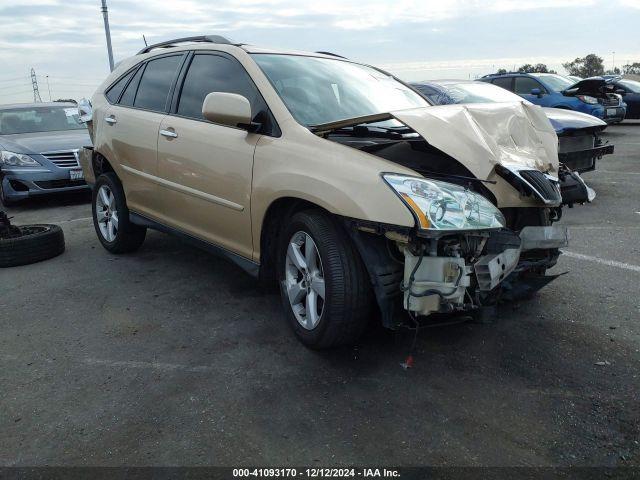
[1,121,639,467]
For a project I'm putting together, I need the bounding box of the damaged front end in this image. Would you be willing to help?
[544,107,614,173]
[343,174,568,328]
[315,103,578,325]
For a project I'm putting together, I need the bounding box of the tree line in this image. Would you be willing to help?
[496,54,640,77]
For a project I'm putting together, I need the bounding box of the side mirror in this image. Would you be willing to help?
[77,98,93,123]
[202,92,253,130]
[530,88,543,98]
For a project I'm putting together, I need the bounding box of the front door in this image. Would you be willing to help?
[156,52,269,259]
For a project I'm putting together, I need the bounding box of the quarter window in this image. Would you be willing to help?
[119,66,144,106]
[177,54,264,120]
[515,77,544,94]
[106,68,136,103]
[133,55,183,112]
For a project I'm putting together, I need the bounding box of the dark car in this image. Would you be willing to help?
[606,77,640,119]
[477,72,626,124]
[411,80,614,174]
[0,102,91,205]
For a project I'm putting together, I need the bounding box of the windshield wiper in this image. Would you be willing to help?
[309,112,394,136]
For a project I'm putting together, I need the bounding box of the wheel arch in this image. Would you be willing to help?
[257,196,333,288]
[92,151,116,178]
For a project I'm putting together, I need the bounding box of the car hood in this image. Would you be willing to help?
[0,129,91,154]
[542,107,607,134]
[563,76,618,96]
[389,101,559,179]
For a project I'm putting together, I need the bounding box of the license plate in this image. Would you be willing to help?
[70,169,84,180]
[607,108,617,116]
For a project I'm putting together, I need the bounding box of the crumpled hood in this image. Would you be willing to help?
[543,107,607,134]
[391,102,559,180]
[563,76,618,96]
[0,129,91,154]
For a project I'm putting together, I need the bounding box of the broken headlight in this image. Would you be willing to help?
[383,174,505,230]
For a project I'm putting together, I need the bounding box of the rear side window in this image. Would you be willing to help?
[492,77,513,91]
[105,68,136,103]
[515,77,543,94]
[119,66,144,106]
[133,55,183,112]
[177,54,264,120]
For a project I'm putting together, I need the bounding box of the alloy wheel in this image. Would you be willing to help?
[284,231,326,330]
[95,185,118,242]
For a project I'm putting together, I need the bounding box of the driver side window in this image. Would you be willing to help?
[515,77,545,94]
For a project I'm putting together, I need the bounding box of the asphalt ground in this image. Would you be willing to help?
[1,121,639,468]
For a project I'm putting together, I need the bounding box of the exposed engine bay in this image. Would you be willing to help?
[316,108,581,326]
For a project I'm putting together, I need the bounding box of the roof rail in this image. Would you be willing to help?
[137,35,233,55]
[315,51,347,59]
[481,72,523,78]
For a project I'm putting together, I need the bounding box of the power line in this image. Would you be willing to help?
[0,76,29,84]
[1,84,34,93]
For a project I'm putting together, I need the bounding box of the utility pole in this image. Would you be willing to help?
[612,51,616,72]
[30,68,42,102]
[101,0,115,71]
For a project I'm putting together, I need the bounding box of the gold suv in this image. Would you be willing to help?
[79,35,575,348]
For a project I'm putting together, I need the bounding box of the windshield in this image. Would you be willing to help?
[530,74,574,91]
[619,79,640,93]
[441,82,524,104]
[0,105,85,135]
[251,54,428,126]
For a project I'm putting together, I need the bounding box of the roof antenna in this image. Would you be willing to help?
[142,34,148,47]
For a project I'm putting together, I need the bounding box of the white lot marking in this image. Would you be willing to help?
[598,170,640,175]
[568,225,640,229]
[82,357,215,373]
[563,251,640,273]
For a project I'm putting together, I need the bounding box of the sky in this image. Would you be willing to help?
[0,0,639,103]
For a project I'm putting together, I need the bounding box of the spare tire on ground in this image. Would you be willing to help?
[0,221,65,268]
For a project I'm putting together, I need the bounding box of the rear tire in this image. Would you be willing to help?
[278,210,372,349]
[0,224,65,267]
[92,173,146,253]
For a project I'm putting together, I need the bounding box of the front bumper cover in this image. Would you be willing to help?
[559,144,614,173]
[519,225,569,251]
[1,167,89,201]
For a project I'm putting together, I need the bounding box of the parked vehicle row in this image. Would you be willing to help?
[411,80,613,176]
[478,72,627,123]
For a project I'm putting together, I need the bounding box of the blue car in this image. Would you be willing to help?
[0,102,91,205]
[410,80,614,173]
[603,76,640,119]
[477,73,626,124]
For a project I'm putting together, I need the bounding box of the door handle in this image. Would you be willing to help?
[104,116,117,124]
[160,129,178,138]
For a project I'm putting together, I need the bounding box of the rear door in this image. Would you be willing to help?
[491,76,514,92]
[156,52,267,259]
[106,53,185,219]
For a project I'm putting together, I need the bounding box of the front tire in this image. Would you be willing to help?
[92,173,146,253]
[278,210,372,349]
